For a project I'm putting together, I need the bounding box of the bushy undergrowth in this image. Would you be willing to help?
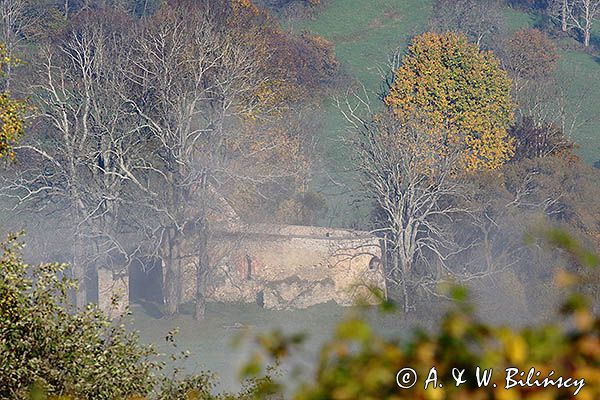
[0,233,156,398]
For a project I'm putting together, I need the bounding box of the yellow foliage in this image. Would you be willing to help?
[384,32,515,171]
[230,0,260,16]
[0,43,26,160]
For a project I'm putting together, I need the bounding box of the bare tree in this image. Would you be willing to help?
[430,0,506,49]
[553,0,600,46]
[1,3,312,318]
[550,0,572,32]
[512,67,593,142]
[339,91,469,312]
[0,10,145,308]
[121,4,304,319]
[570,0,600,46]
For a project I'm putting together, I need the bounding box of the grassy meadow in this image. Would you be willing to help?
[130,301,438,392]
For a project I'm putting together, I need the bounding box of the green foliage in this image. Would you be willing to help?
[0,233,159,399]
[0,234,278,399]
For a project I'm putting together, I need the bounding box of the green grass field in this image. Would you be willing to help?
[284,1,437,228]
[290,0,433,89]
[129,291,532,393]
[131,302,347,391]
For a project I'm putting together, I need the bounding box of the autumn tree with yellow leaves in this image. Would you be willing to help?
[343,32,515,312]
[384,32,515,171]
[0,43,25,159]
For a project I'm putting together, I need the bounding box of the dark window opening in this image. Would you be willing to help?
[256,290,264,308]
[368,256,381,272]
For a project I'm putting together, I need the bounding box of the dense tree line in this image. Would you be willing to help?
[0,0,338,319]
[0,0,597,324]
[346,0,600,314]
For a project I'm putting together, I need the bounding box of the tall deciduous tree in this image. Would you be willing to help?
[502,28,559,113]
[551,0,600,46]
[502,28,559,82]
[122,2,312,319]
[0,0,32,88]
[569,0,600,46]
[384,32,515,171]
[340,88,469,311]
[1,1,322,318]
[1,9,145,308]
[0,43,25,159]
[551,0,572,32]
[347,111,469,311]
[122,4,263,318]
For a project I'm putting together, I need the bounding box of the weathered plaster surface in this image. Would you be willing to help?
[181,224,386,309]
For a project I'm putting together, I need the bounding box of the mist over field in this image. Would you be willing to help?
[0,0,599,399]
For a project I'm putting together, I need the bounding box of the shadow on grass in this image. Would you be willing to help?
[133,299,165,319]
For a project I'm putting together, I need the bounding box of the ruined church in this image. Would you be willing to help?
[97,197,386,316]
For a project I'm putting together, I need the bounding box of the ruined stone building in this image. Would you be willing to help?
[98,200,386,316]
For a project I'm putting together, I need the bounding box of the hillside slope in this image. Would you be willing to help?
[287,0,600,226]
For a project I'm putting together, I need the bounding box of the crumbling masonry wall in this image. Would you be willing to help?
[178,224,386,310]
[97,267,129,317]
[97,224,386,314]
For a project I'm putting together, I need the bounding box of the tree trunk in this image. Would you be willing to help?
[562,0,568,32]
[195,215,209,321]
[195,278,206,321]
[194,256,208,321]
[584,27,591,46]
[163,266,178,315]
[390,249,411,313]
[162,230,179,316]
[73,234,87,309]
[399,277,407,313]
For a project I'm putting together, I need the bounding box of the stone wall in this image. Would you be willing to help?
[179,224,386,310]
[98,267,129,317]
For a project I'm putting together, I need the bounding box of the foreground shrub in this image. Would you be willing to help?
[0,234,159,398]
